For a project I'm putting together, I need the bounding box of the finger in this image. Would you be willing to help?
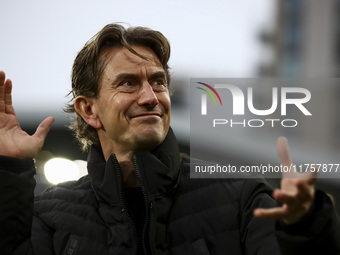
[272,189,300,205]
[0,72,15,115]
[306,164,319,180]
[4,79,15,115]
[0,71,5,80]
[32,117,54,142]
[254,206,306,225]
[277,136,292,167]
[0,71,5,112]
[274,178,314,199]
[277,137,298,179]
[253,207,289,220]
[294,179,315,201]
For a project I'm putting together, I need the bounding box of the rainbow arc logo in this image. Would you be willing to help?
[196,82,222,115]
[196,82,222,106]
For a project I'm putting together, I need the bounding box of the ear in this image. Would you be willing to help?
[74,96,102,129]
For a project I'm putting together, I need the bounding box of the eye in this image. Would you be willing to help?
[118,80,137,92]
[154,80,164,86]
[121,81,134,86]
[151,79,167,91]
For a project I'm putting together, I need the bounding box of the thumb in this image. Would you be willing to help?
[32,116,54,142]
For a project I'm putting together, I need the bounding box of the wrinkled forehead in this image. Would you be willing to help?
[101,46,162,71]
[99,46,165,84]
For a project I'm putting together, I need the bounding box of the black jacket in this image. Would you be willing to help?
[0,129,339,254]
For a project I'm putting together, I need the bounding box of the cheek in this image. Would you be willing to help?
[105,95,130,113]
[109,97,134,125]
[159,93,171,111]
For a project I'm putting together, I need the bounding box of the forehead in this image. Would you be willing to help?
[102,46,164,75]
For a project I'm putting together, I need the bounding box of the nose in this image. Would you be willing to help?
[137,82,159,108]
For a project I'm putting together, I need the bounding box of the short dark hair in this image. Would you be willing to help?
[65,23,171,151]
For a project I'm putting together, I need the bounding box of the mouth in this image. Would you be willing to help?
[131,112,162,119]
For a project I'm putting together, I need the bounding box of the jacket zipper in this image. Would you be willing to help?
[111,155,138,255]
[133,156,153,255]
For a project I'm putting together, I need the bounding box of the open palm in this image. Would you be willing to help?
[0,71,54,159]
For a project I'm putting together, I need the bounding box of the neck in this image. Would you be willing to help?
[98,132,144,188]
[118,158,140,188]
[102,145,140,188]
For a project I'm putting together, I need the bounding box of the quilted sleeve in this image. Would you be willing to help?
[239,177,280,254]
[0,156,54,255]
[0,156,36,254]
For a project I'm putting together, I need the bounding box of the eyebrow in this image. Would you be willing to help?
[111,73,138,85]
[149,71,167,81]
[111,71,167,85]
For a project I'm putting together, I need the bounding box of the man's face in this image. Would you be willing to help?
[92,46,171,156]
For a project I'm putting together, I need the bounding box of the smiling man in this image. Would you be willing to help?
[0,24,339,255]
[74,45,171,187]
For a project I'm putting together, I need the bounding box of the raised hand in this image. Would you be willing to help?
[0,71,54,159]
[253,137,317,224]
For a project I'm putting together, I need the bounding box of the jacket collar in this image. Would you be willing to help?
[87,127,181,205]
